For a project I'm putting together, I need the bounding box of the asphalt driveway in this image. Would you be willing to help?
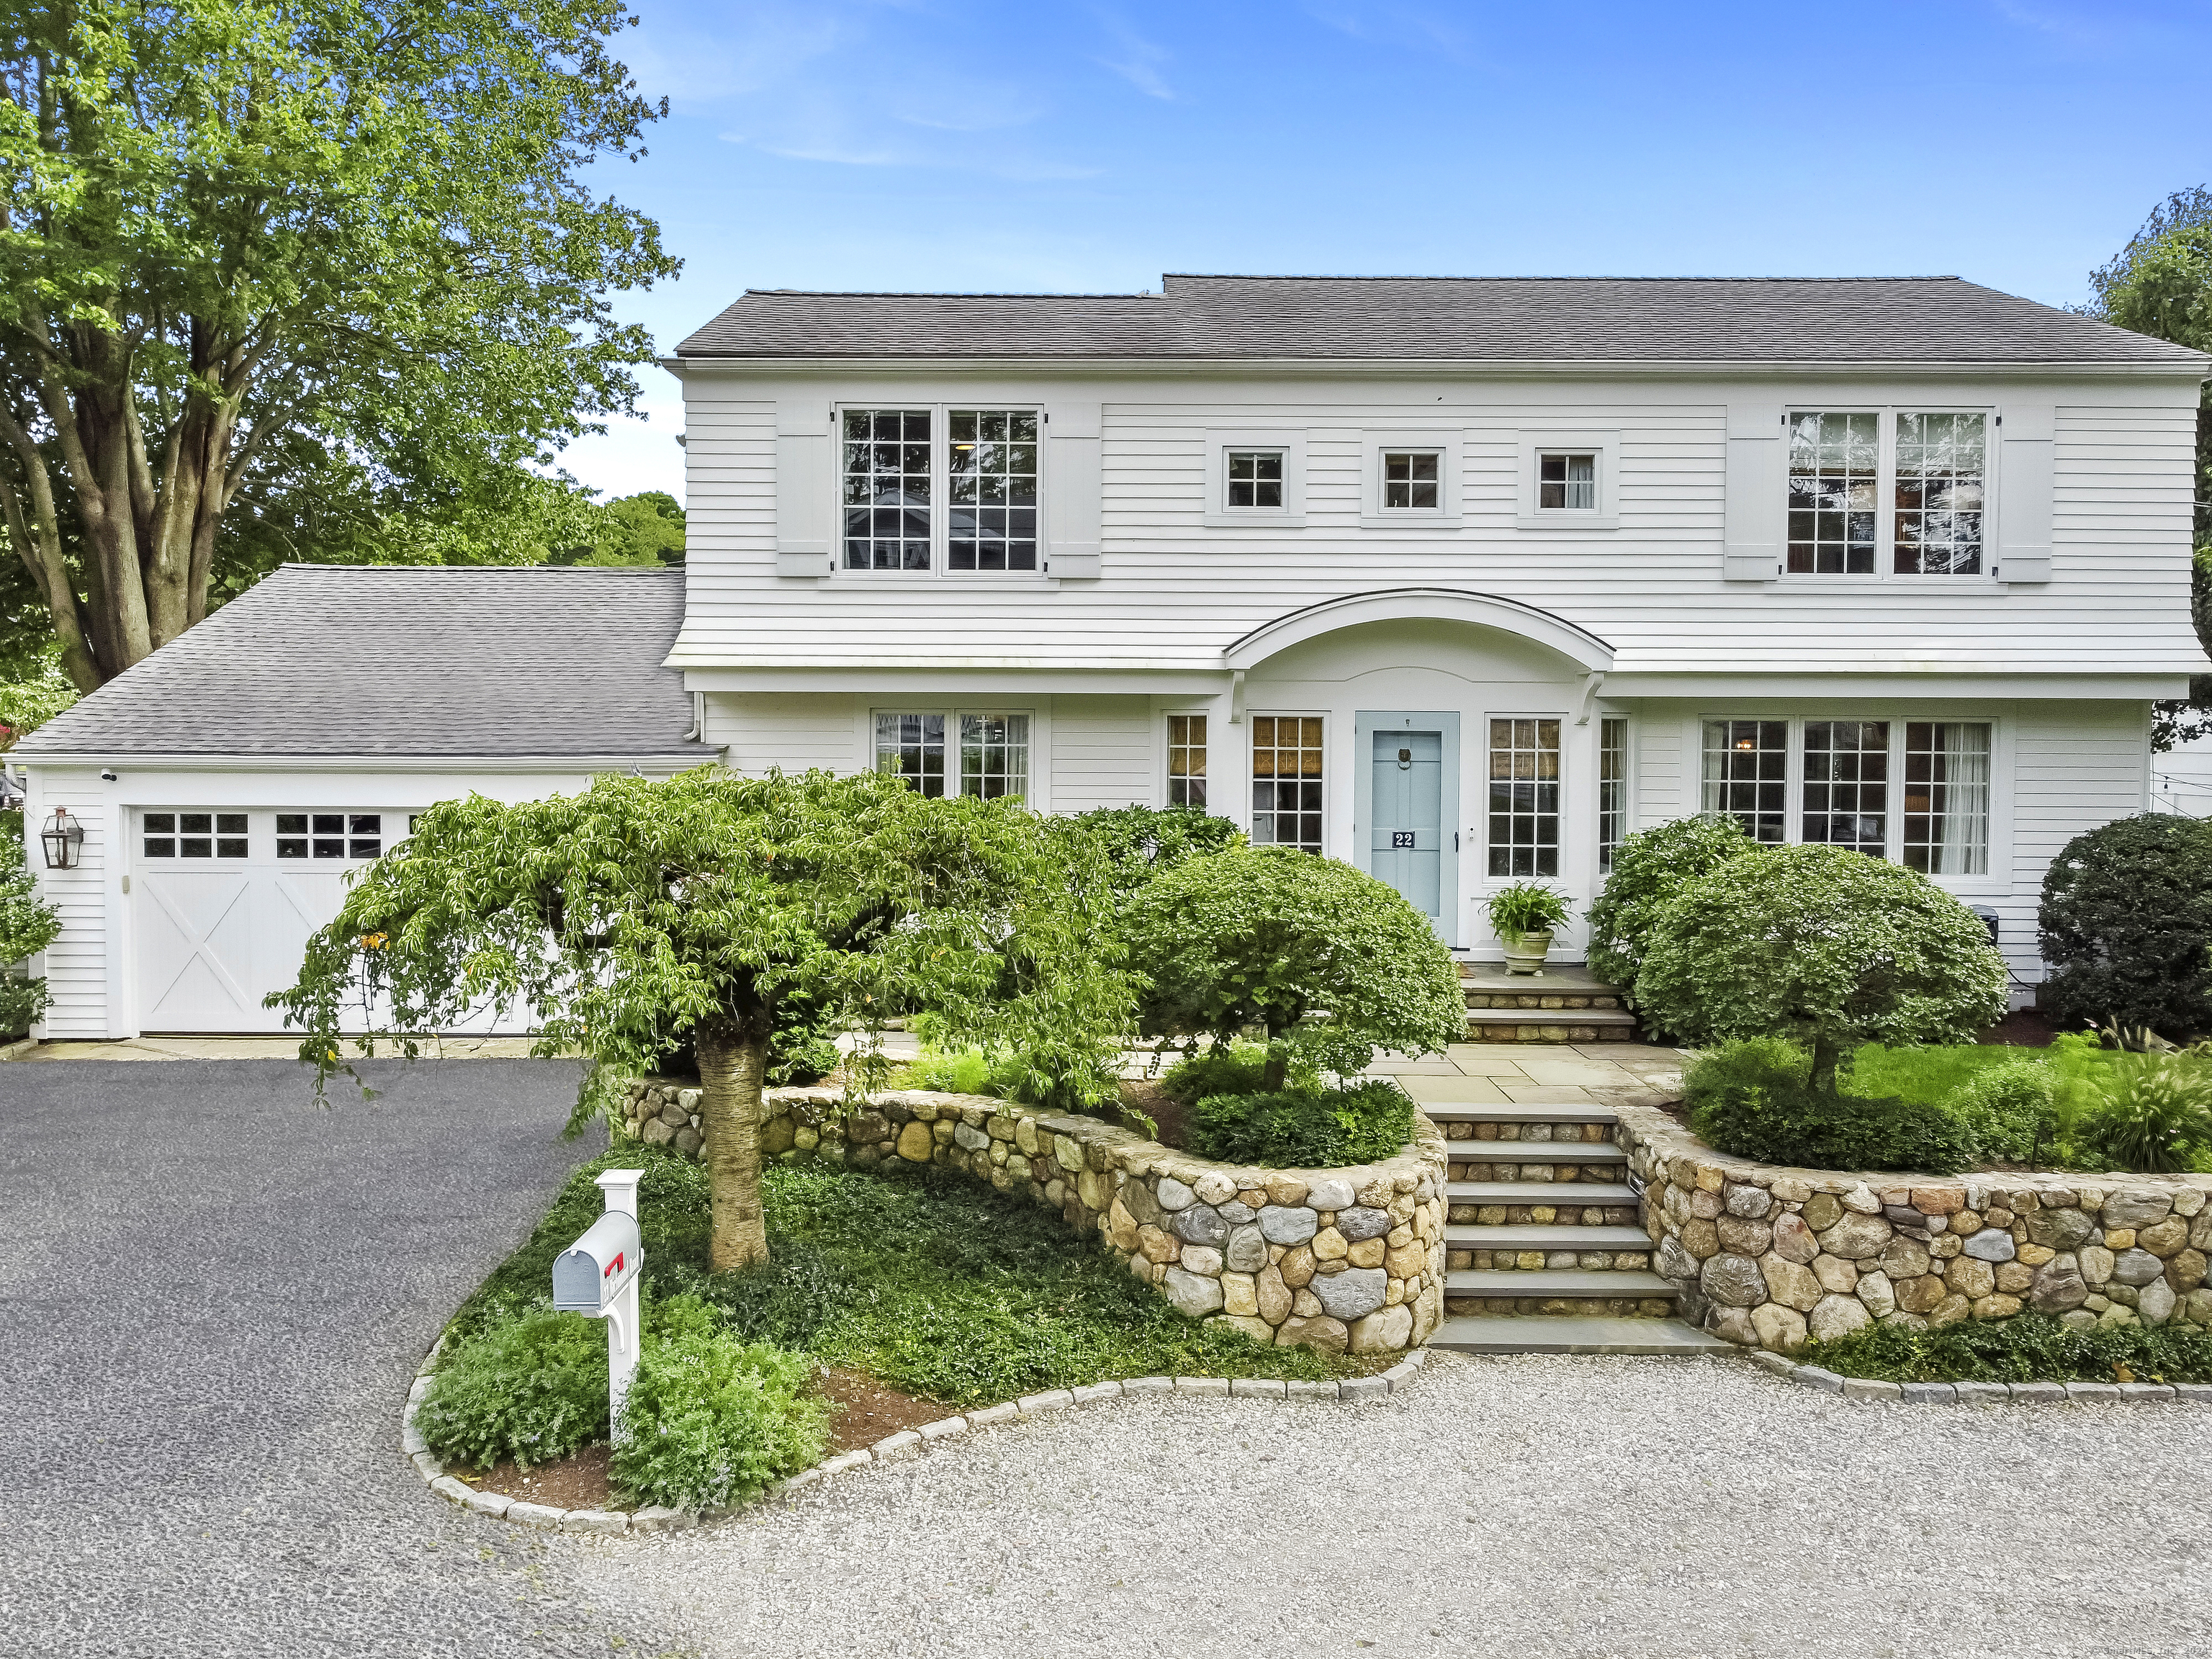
[0,1058,675,1658]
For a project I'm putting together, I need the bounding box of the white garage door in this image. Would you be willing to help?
[132,807,529,1035]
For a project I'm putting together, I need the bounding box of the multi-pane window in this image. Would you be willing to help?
[874,714,947,797]
[959,714,1029,800]
[842,409,932,571]
[1167,714,1208,807]
[1598,717,1628,876]
[276,814,381,859]
[1537,453,1596,511]
[1382,451,1439,510]
[1701,719,1789,842]
[1802,721,1890,855]
[1903,722,1991,875]
[1227,451,1285,510]
[1894,413,1987,575]
[143,812,247,860]
[1250,716,1323,853]
[948,410,1038,572]
[1487,717,1560,878]
[1786,413,1879,574]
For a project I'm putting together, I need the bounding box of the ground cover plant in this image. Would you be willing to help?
[1804,1309,2212,1384]
[1182,1079,1415,1167]
[426,1143,1354,1509]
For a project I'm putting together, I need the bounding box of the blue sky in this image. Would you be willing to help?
[567,0,2212,500]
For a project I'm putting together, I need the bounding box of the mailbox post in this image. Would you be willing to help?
[552,1169,644,1430]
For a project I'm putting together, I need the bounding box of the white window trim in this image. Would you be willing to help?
[1690,710,2011,893]
[862,704,1044,804]
[1474,709,1572,889]
[1779,405,1999,587]
[1359,431,1462,528]
[1516,431,1620,529]
[1596,713,1633,877]
[829,402,1053,583]
[1159,706,1215,811]
[1244,708,1330,854]
[1204,429,1308,528]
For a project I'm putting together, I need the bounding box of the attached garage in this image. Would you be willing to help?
[15,566,714,1040]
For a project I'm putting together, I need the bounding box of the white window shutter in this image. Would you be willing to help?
[1997,403,2054,584]
[1722,402,1784,581]
[1046,400,1102,580]
[775,400,832,577]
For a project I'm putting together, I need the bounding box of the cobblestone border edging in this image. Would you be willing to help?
[1744,1346,2212,1404]
[400,1344,1431,1536]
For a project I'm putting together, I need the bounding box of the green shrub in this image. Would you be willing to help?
[2040,814,2212,1038]
[1807,1309,2212,1384]
[1121,846,1465,1089]
[1485,881,1570,937]
[1585,814,1754,987]
[1061,804,1242,892]
[767,1029,842,1087]
[1946,1057,2057,1164]
[1683,1038,1975,1174]
[896,1045,1000,1095]
[1158,1041,1269,1105]
[0,808,59,1035]
[1185,1080,1414,1167]
[2071,1053,2212,1172]
[417,1311,609,1470]
[1638,844,2008,1091]
[610,1327,830,1510]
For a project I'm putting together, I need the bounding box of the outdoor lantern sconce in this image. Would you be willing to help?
[40,808,84,871]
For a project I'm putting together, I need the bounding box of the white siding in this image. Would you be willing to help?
[24,768,112,1038]
[2004,699,2153,984]
[705,693,860,778]
[1046,697,1153,811]
[667,370,2205,679]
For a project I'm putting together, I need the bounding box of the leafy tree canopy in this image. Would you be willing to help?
[1636,844,2009,1093]
[1584,813,1755,987]
[1120,846,1466,1091]
[0,0,678,690]
[273,768,1133,1270]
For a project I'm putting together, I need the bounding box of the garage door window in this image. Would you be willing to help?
[277,813,383,860]
[144,812,248,859]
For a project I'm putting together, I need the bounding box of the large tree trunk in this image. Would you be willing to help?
[694,1017,773,1272]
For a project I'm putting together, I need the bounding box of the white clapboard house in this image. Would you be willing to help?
[15,275,2208,1038]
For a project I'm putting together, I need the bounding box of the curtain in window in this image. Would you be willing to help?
[1938,723,1990,875]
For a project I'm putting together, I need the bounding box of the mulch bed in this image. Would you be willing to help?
[459,1443,615,1511]
[818,1366,946,1452]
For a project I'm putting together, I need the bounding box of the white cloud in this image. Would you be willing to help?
[1302,1,1476,62]
[1092,12,1174,100]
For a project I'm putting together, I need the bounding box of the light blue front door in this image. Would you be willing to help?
[1370,729,1444,920]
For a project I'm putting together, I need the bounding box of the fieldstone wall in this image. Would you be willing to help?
[615,1078,1448,1354]
[1614,1097,2212,1352]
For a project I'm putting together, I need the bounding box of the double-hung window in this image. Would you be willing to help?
[1167,714,1208,807]
[1250,716,1323,853]
[841,406,1040,574]
[1700,717,1992,875]
[1786,409,1988,577]
[1487,717,1561,877]
[874,711,1030,801]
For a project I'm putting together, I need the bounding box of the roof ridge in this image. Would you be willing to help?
[1161,273,1966,284]
[745,287,1159,300]
[272,562,680,574]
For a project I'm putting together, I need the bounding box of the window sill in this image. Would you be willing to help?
[1202,511,1308,529]
[1774,575,2000,593]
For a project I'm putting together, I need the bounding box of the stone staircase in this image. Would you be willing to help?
[1460,962,1642,1044]
[1427,1100,1732,1356]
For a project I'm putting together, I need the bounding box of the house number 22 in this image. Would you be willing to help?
[1390,831,1416,848]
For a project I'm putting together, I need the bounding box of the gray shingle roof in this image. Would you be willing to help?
[676,274,2208,367]
[17,565,714,760]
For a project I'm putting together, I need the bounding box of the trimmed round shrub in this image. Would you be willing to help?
[2040,813,2212,1038]
[1120,846,1466,1087]
[416,1311,609,1470]
[1063,804,1242,892]
[1682,1038,1975,1174]
[1185,1079,1415,1167]
[610,1328,832,1510]
[1584,814,1755,987]
[1637,844,2009,1089]
[1947,1057,2057,1164]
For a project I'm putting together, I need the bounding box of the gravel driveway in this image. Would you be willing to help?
[577,1354,2211,1659]
[0,1058,678,1658]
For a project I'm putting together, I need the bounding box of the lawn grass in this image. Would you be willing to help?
[449,1144,1357,1408]
[1839,1042,2035,1107]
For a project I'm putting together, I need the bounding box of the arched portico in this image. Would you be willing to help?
[1224,587,1614,675]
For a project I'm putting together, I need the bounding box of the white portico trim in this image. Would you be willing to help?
[1223,587,1617,674]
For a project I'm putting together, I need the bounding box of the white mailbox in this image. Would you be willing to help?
[552,1210,642,1313]
[554,1170,644,1426]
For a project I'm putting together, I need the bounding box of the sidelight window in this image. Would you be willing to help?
[1167,714,1208,807]
[1487,717,1560,877]
[1250,716,1323,853]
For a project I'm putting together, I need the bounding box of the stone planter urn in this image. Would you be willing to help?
[1501,928,1554,976]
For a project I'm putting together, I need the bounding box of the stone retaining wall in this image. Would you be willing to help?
[1614,1097,2212,1352]
[616,1078,1449,1354]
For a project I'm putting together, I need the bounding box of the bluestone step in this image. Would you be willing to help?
[1424,1104,1619,1125]
[1431,1316,1735,1356]
[1446,1268,1678,1297]
[1445,1224,1654,1250]
[1446,1141,1628,1163]
[1447,1180,1641,1206]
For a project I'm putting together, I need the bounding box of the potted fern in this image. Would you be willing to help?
[1487,881,1573,976]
